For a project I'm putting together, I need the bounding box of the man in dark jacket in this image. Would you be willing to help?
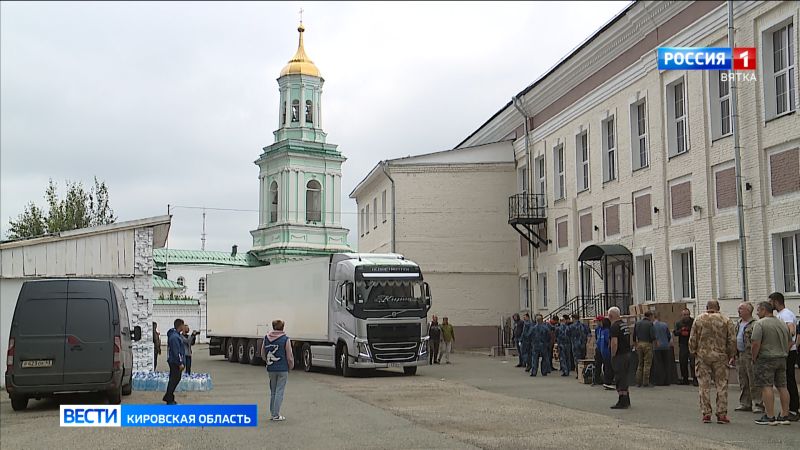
[674,308,697,385]
[428,315,442,365]
[512,313,524,367]
[162,318,185,405]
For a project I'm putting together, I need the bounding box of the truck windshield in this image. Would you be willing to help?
[357,280,425,310]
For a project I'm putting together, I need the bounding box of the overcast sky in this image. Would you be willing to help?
[1,1,630,252]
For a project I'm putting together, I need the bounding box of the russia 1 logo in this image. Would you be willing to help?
[732,47,756,70]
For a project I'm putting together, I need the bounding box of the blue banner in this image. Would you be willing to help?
[658,47,732,70]
[121,404,258,427]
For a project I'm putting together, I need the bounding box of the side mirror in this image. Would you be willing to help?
[132,325,142,342]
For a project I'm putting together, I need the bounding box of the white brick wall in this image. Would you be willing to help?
[518,1,800,317]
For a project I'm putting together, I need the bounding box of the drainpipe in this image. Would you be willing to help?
[512,96,534,312]
[381,161,396,253]
[728,1,748,301]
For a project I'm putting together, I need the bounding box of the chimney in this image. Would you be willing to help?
[231,245,238,257]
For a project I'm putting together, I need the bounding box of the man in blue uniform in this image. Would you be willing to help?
[571,313,590,360]
[557,315,573,376]
[520,314,534,371]
[530,314,552,376]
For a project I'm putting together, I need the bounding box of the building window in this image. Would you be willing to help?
[281,102,287,126]
[520,277,530,310]
[556,217,568,248]
[306,179,321,222]
[579,212,592,243]
[373,198,377,229]
[536,156,546,200]
[604,203,620,238]
[291,99,300,122]
[177,276,185,287]
[714,166,736,210]
[538,273,548,309]
[381,190,387,223]
[602,116,616,182]
[673,249,696,299]
[365,203,370,233]
[198,277,206,293]
[769,148,800,197]
[558,269,568,306]
[666,78,688,156]
[576,131,590,192]
[360,208,365,237]
[670,180,692,221]
[630,100,648,169]
[554,144,565,200]
[766,22,796,118]
[270,181,278,223]
[776,232,800,293]
[305,99,313,123]
[519,167,528,193]
[643,255,654,302]
[634,192,652,229]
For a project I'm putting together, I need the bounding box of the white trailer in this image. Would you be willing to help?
[206,253,431,376]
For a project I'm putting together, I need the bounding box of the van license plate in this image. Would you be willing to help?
[388,363,401,367]
[21,360,53,368]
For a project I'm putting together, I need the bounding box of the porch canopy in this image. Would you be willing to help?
[577,244,633,317]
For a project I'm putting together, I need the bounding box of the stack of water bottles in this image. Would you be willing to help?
[131,371,214,392]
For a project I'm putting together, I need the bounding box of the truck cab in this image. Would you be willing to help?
[326,254,431,376]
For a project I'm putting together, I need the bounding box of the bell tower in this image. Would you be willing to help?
[251,21,351,263]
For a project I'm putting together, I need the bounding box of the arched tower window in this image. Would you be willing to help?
[305,100,313,123]
[198,277,206,292]
[270,181,279,223]
[306,179,322,222]
[177,276,185,287]
[291,99,299,122]
[281,103,287,125]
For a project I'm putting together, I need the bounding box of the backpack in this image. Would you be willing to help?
[582,363,594,384]
[429,323,442,340]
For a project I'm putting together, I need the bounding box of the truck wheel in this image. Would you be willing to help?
[248,340,263,365]
[237,340,250,364]
[107,383,122,405]
[403,366,418,376]
[301,343,312,372]
[10,395,28,411]
[226,339,239,363]
[339,345,353,378]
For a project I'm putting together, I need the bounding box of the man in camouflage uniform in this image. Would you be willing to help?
[570,313,590,363]
[689,300,737,424]
[557,315,573,376]
[732,302,763,413]
[529,314,552,376]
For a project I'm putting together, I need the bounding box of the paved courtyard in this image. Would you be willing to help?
[1,346,797,449]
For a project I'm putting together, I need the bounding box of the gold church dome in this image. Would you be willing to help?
[280,23,321,78]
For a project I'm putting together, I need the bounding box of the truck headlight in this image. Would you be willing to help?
[418,338,428,356]
[357,341,371,359]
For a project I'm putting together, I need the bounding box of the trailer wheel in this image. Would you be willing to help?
[403,366,417,376]
[338,344,353,378]
[226,339,239,363]
[248,340,263,365]
[237,340,250,364]
[301,343,312,372]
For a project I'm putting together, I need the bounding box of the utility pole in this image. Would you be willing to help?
[201,208,207,251]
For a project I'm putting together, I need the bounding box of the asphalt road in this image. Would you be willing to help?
[1,346,797,449]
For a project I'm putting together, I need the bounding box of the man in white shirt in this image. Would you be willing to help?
[769,292,798,421]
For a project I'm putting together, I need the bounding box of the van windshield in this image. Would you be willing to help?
[357,280,425,310]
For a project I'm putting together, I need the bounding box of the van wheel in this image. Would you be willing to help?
[338,344,353,378]
[301,343,312,372]
[107,384,122,405]
[403,366,417,376]
[237,340,250,364]
[226,339,239,363]
[10,395,28,411]
[122,368,133,395]
[248,340,263,365]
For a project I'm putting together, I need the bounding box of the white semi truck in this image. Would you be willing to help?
[206,253,431,376]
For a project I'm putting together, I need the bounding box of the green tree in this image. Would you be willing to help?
[7,178,117,240]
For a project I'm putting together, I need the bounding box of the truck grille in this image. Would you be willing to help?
[369,342,419,363]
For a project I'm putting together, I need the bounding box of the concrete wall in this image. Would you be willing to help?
[514,1,800,318]
[356,161,519,347]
